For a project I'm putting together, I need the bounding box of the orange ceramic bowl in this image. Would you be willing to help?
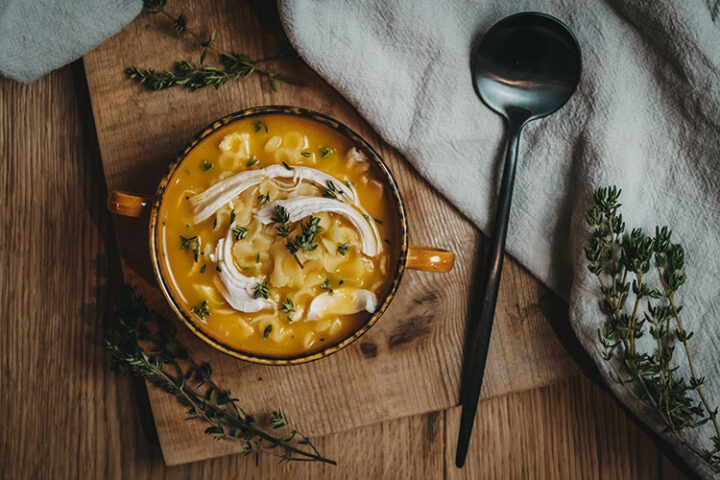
[108,106,454,365]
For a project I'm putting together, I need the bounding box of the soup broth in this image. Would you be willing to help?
[157,114,400,358]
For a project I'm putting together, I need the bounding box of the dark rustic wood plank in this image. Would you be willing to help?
[445,374,689,479]
[0,63,141,479]
[81,0,587,464]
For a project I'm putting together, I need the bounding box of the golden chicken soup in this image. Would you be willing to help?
[157,115,400,357]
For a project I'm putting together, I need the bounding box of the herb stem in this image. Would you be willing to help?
[104,285,335,467]
[587,186,720,470]
[291,252,304,269]
[155,357,336,465]
[132,1,305,91]
[660,272,720,440]
[608,217,618,297]
[628,272,643,354]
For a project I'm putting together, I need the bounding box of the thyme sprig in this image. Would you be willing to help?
[271,205,303,268]
[127,0,305,92]
[103,285,335,469]
[586,186,720,470]
[290,216,322,254]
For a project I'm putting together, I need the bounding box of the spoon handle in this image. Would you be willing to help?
[456,120,523,468]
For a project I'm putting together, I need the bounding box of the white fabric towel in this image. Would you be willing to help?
[0,0,141,83]
[280,0,720,477]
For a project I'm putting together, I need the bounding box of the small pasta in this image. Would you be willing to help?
[218,151,242,170]
[264,136,282,152]
[273,148,296,166]
[282,131,307,151]
[219,132,250,155]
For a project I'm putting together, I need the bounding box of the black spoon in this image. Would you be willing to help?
[456,12,581,468]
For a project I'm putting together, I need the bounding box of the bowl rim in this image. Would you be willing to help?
[148,105,409,365]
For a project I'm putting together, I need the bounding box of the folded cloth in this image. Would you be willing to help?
[0,0,141,83]
[280,0,720,477]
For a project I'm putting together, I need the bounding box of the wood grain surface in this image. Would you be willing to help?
[81,0,589,466]
[0,9,692,480]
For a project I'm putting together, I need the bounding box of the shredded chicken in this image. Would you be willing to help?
[210,228,275,313]
[306,288,378,320]
[190,165,359,224]
[255,196,383,257]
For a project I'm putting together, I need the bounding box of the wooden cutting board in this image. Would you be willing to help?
[83,0,585,466]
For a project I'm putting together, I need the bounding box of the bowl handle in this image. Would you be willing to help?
[406,246,455,273]
[107,191,153,217]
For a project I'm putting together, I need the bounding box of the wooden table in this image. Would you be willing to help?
[0,62,693,478]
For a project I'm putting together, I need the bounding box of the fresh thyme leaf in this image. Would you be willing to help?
[293,216,321,253]
[246,155,258,167]
[271,204,306,268]
[383,239,391,245]
[285,240,299,254]
[587,185,720,470]
[263,324,272,338]
[254,120,268,133]
[203,27,217,47]
[300,151,310,158]
[232,226,247,240]
[373,217,383,225]
[272,205,292,238]
[320,278,333,295]
[200,264,207,273]
[271,410,289,429]
[201,159,213,171]
[344,181,352,188]
[282,161,294,170]
[172,13,187,32]
[103,284,335,468]
[191,300,210,318]
[180,235,200,262]
[319,146,334,158]
[280,298,295,313]
[322,180,343,199]
[255,252,260,263]
[276,224,291,238]
[272,205,290,224]
[257,192,270,204]
[268,75,277,92]
[229,209,235,225]
[337,242,350,256]
[216,264,222,272]
[254,280,268,299]
[363,213,371,221]
[179,235,196,250]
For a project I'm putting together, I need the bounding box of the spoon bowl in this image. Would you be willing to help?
[456,12,581,468]
[472,12,581,122]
